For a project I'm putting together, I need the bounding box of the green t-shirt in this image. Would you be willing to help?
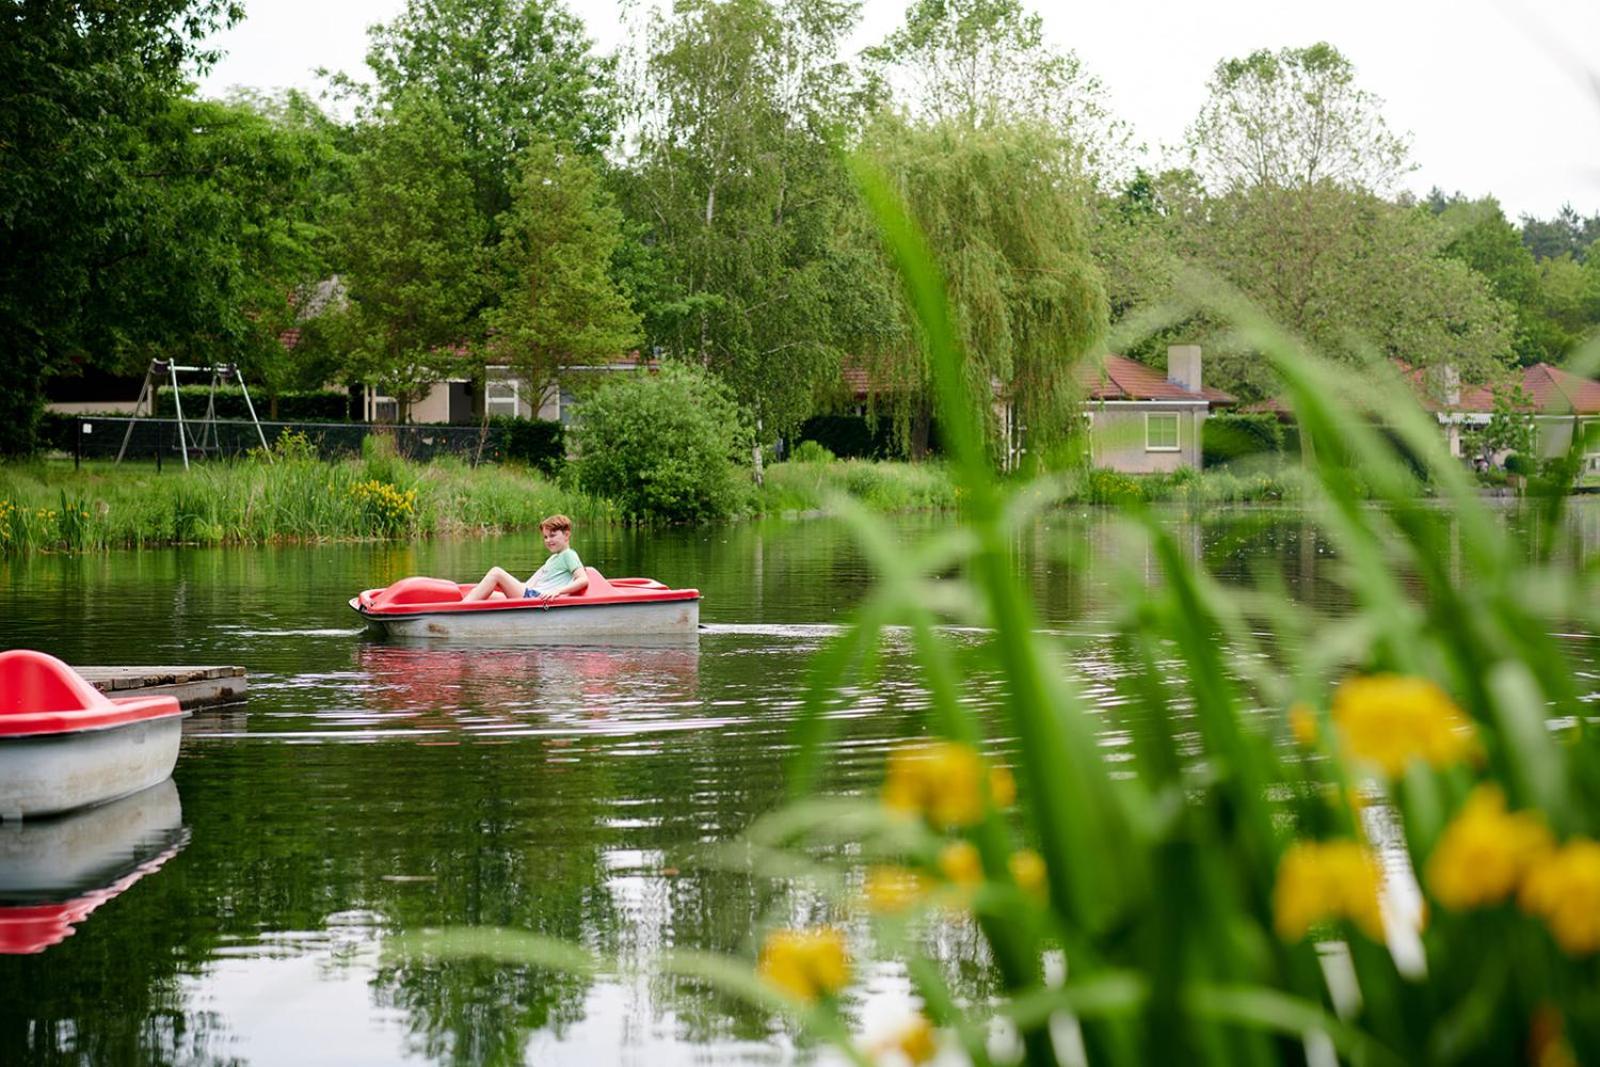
[527,547,583,595]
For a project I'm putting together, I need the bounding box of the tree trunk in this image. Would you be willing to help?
[752,415,765,488]
[910,401,932,460]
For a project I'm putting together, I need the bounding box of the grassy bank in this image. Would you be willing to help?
[0,444,613,553]
[0,450,1316,554]
[758,458,1303,512]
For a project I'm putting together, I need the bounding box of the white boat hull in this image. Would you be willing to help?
[0,778,184,896]
[0,716,186,821]
[361,596,701,642]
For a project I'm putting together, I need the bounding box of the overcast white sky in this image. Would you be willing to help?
[197,0,1600,221]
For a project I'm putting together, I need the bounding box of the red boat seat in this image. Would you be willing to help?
[0,650,182,736]
[0,650,109,714]
[366,576,466,610]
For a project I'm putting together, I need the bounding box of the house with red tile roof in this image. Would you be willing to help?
[1074,347,1236,472]
[1423,362,1600,471]
[1247,361,1600,472]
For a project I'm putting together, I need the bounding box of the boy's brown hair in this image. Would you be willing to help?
[539,514,572,534]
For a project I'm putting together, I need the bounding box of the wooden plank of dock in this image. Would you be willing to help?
[76,666,247,710]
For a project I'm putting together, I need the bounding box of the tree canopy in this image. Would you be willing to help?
[1186,42,1413,194]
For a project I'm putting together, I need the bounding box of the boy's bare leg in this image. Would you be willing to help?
[463,566,525,602]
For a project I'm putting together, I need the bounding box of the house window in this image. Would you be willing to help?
[1145,412,1180,452]
[485,379,520,418]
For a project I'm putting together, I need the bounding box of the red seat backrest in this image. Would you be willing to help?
[0,650,108,714]
[568,568,614,597]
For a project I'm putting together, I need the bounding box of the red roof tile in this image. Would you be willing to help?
[1077,354,1235,405]
[1250,361,1600,417]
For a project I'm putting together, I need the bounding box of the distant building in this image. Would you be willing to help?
[1075,347,1236,472]
[1247,361,1600,473]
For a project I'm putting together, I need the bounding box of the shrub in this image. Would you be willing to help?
[485,416,565,476]
[789,440,836,464]
[1504,452,1536,476]
[1202,413,1284,467]
[573,362,753,522]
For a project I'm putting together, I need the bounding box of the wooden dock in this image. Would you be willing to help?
[76,666,246,710]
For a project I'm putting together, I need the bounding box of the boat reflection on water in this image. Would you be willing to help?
[0,779,189,954]
[355,639,702,725]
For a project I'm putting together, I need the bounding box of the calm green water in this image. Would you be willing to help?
[1,505,1596,1065]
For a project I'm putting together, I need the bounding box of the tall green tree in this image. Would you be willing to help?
[1520,205,1600,263]
[620,0,894,450]
[0,0,244,453]
[861,117,1108,461]
[867,0,1130,177]
[1179,183,1514,396]
[335,92,486,420]
[353,0,616,233]
[485,140,641,393]
[1186,42,1413,194]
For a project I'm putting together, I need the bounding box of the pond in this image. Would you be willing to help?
[2,503,1597,1064]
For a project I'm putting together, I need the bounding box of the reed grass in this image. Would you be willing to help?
[0,440,613,553]
[399,148,1600,1064]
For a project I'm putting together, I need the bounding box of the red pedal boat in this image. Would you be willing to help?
[0,650,188,821]
[350,567,701,641]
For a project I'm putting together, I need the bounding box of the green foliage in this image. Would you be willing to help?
[1202,413,1285,467]
[1186,42,1412,194]
[573,362,754,522]
[1462,384,1536,465]
[1502,452,1536,476]
[0,3,346,454]
[334,91,487,417]
[788,440,836,464]
[484,138,641,386]
[0,454,612,552]
[1520,204,1600,263]
[862,118,1108,461]
[759,459,958,513]
[618,0,893,438]
[866,0,1130,175]
[1140,180,1515,399]
[1435,195,1600,366]
[484,416,565,475]
[354,0,618,224]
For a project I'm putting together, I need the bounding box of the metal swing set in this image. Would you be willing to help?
[115,360,272,469]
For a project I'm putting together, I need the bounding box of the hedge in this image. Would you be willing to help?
[1202,413,1285,467]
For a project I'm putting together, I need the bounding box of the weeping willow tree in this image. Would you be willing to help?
[859,116,1108,465]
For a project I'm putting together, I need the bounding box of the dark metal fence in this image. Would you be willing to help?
[62,417,516,469]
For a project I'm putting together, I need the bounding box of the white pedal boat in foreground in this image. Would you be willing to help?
[0,650,188,821]
[350,568,701,641]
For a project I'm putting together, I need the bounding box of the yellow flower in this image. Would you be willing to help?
[757,927,850,1003]
[1520,839,1600,955]
[1426,785,1552,910]
[1273,840,1384,942]
[1332,674,1476,776]
[1008,848,1048,901]
[937,840,983,887]
[883,741,1006,828]
[872,1014,938,1064]
[989,764,1017,808]
[1289,703,1319,746]
[864,866,929,915]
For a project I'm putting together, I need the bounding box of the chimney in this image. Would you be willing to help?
[1440,364,1460,407]
[1167,344,1202,394]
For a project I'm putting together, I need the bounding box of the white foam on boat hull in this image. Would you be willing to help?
[0,717,186,821]
[361,597,701,642]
